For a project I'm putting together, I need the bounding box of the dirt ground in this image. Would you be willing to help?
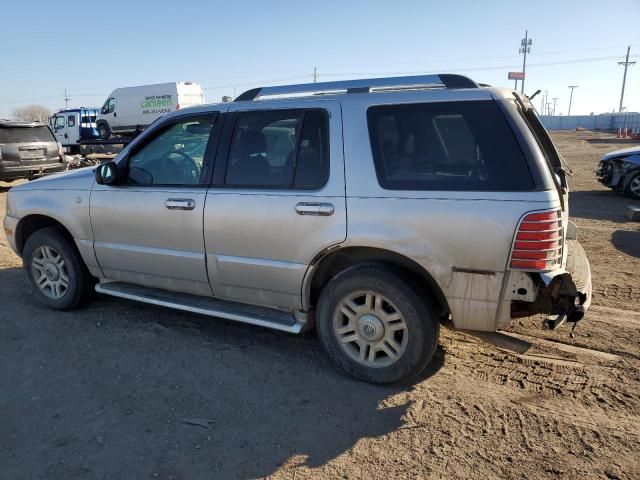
[1,131,639,480]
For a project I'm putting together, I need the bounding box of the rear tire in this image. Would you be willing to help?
[316,264,440,384]
[23,227,92,310]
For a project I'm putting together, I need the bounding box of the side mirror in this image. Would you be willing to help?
[95,161,119,185]
[100,107,107,114]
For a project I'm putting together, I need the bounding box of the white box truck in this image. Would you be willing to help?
[96,82,205,139]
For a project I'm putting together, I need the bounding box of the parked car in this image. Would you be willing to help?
[0,120,65,182]
[96,82,205,140]
[3,74,591,384]
[596,145,640,199]
[50,108,101,154]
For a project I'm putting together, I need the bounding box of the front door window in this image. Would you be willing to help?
[127,115,216,185]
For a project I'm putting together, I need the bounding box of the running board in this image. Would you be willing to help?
[95,282,306,334]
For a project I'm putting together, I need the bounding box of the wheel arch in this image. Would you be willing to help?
[304,246,450,318]
[16,214,76,257]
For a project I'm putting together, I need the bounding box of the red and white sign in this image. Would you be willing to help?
[508,72,526,80]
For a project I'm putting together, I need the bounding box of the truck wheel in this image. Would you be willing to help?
[23,227,92,311]
[316,264,439,384]
[624,173,640,200]
[97,123,110,140]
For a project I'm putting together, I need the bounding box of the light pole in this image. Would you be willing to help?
[519,30,532,94]
[618,46,635,112]
[567,85,578,116]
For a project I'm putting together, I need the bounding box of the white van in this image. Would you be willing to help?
[96,82,205,139]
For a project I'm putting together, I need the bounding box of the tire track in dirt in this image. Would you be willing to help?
[439,330,638,412]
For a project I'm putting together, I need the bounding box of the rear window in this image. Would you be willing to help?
[367,101,534,191]
[0,126,56,144]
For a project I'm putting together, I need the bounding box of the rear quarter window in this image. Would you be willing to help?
[367,100,534,191]
[0,126,56,144]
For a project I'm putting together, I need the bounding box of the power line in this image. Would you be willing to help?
[618,45,636,112]
[315,54,633,79]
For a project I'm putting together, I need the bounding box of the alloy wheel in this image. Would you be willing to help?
[332,291,409,368]
[31,245,69,299]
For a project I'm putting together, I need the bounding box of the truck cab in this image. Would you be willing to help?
[50,108,100,154]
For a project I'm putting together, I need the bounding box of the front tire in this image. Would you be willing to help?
[97,123,111,140]
[23,227,91,310]
[624,173,640,200]
[316,264,440,384]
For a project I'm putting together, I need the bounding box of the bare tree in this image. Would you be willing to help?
[11,105,52,123]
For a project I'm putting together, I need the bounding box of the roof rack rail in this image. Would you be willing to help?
[234,74,478,101]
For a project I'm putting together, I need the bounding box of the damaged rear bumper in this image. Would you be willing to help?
[511,240,592,326]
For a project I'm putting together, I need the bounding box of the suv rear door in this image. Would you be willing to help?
[203,100,346,310]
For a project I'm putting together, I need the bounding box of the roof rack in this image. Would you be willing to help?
[234,74,478,101]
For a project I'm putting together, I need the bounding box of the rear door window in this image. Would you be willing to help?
[0,126,56,143]
[225,109,329,189]
[68,115,76,127]
[367,101,534,191]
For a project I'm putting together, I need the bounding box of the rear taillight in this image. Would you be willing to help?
[509,210,563,271]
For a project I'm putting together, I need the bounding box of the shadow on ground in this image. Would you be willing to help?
[0,267,444,479]
[612,229,640,258]
[585,139,640,145]
[568,190,637,223]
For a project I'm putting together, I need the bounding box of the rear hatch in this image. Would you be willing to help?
[0,124,61,167]
[510,93,571,267]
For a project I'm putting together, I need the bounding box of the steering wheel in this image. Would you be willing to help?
[167,150,200,181]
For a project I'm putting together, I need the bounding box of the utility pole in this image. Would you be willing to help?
[546,102,552,116]
[63,89,70,109]
[312,67,318,83]
[519,30,532,94]
[618,46,635,112]
[552,97,559,116]
[567,85,578,116]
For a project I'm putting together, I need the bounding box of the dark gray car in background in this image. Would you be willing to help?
[0,120,65,182]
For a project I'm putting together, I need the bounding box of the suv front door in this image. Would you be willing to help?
[204,102,346,310]
[90,111,222,296]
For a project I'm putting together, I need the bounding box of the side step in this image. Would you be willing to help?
[95,282,306,334]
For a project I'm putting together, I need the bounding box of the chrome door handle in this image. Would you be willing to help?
[165,198,196,210]
[295,202,334,216]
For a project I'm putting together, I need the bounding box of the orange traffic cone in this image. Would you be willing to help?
[622,128,628,139]
[616,128,622,138]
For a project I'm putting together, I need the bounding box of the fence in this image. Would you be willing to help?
[539,112,640,131]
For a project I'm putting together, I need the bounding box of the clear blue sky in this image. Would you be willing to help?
[1,0,638,117]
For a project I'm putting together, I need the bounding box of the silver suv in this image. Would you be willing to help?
[3,74,591,384]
